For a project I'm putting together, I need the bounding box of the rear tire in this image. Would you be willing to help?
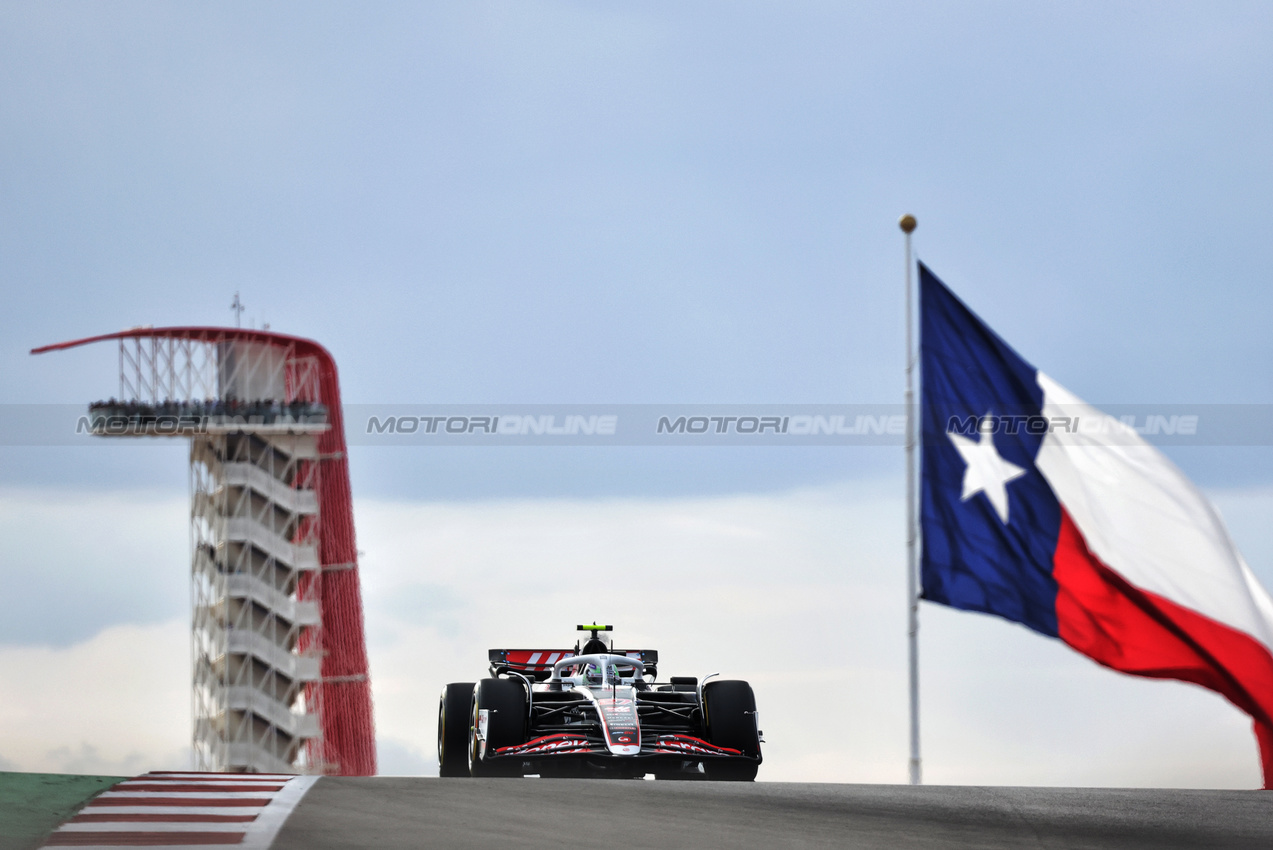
[468,678,528,777]
[438,682,474,777]
[702,680,760,781]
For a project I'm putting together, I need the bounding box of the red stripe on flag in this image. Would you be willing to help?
[1053,508,1273,789]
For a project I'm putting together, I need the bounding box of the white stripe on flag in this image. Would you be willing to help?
[1036,371,1273,648]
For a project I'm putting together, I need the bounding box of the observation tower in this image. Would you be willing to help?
[32,328,376,776]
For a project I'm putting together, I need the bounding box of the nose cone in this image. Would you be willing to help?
[606,743,641,756]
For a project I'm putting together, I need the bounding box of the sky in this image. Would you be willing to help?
[2,1,1273,787]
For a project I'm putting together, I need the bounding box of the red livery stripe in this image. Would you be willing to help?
[660,735,741,754]
[1053,508,1273,788]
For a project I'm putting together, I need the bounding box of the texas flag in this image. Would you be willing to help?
[919,263,1273,788]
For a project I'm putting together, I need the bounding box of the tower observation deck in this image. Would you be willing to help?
[32,328,376,776]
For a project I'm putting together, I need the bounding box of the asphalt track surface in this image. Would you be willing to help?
[273,778,1273,849]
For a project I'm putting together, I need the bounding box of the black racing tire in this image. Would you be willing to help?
[468,678,528,777]
[438,682,474,777]
[703,679,760,781]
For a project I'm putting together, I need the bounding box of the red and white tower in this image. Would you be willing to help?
[33,328,376,776]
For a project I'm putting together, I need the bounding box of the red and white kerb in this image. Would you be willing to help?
[41,772,318,849]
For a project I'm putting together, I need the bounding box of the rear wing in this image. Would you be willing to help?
[489,648,659,681]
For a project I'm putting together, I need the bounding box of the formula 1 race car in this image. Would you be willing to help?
[437,625,762,780]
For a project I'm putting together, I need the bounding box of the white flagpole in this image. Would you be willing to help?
[899,213,921,785]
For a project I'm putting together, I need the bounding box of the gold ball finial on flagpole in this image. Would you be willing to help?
[898,214,917,234]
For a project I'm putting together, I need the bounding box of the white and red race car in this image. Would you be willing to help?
[438,625,762,780]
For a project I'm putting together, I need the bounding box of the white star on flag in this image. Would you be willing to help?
[947,418,1027,524]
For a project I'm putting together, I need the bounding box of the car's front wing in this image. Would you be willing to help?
[494,732,747,760]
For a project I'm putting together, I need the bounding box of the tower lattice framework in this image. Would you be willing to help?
[33,328,377,776]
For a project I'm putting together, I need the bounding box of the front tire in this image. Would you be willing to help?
[468,678,528,777]
[438,682,474,777]
[703,680,760,781]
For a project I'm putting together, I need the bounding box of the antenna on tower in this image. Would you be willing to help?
[230,292,245,328]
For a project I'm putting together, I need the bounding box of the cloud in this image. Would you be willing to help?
[0,620,188,774]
